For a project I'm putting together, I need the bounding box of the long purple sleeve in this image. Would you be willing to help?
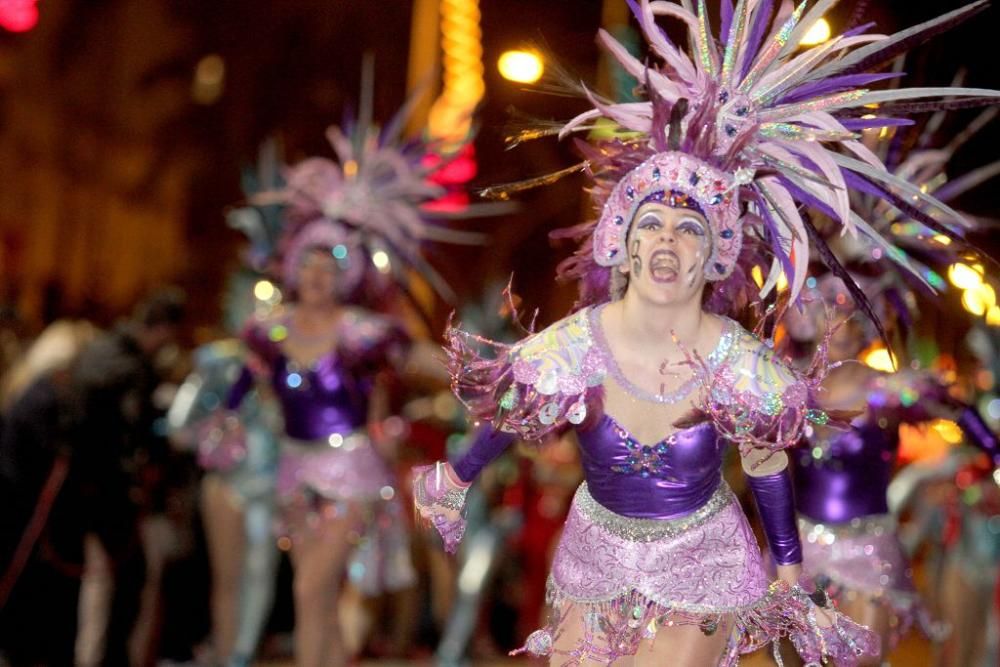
[747,468,802,566]
[224,365,255,411]
[450,425,517,484]
[959,407,1000,467]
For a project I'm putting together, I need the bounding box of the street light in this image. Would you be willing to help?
[948,262,984,290]
[498,49,544,84]
[799,18,832,47]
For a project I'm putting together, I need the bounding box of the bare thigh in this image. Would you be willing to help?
[201,476,247,589]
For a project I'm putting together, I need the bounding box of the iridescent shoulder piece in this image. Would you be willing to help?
[446,307,606,440]
[694,323,834,459]
[337,308,409,366]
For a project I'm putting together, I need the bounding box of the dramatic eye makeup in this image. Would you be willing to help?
[635,212,662,231]
[677,217,706,236]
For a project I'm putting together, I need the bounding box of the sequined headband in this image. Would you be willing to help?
[592,152,743,281]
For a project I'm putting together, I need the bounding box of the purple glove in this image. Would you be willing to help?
[747,468,802,565]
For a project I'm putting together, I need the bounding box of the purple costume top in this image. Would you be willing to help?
[448,306,828,564]
[226,309,406,441]
[794,372,1000,525]
[456,419,724,520]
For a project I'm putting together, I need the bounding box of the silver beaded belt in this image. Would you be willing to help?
[573,481,734,543]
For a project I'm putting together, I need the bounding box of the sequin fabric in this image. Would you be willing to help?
[276,433,393,502]
[572,481,731,542]
[524,484,879,665]
[447,305,831,452]
[800,515,946,649]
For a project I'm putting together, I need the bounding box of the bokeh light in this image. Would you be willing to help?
[498,49,544,84]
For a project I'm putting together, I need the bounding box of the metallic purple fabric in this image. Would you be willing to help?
[451,417,724,520]
[450,426,516,484]
[958,407,1000,467]
[794,421,894,524]
[270,354,368,440]
[747,469,802,565]
[578,416,723,519]
[226,351,368,441]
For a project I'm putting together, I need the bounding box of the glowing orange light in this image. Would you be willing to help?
[427,0,485,144]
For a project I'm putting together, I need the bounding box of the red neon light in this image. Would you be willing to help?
[0,0,39,33]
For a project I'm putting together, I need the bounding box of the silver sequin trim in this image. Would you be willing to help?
[574,481,733,543]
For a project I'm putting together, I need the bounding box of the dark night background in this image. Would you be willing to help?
[0,0,996,339]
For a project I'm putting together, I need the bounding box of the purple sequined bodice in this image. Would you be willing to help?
[455,417,724,520]
[793,420,895,524]
[226,312,404,442]
[578,417,723,519]
[226,351,369,441]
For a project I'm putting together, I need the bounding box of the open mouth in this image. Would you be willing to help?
[649,250,679,283]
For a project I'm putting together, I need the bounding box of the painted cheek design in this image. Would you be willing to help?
[630,238,643,278]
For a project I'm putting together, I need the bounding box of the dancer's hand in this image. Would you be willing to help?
[412,461,469,553]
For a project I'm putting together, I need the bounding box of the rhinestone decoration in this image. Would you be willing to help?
[610,426,673,478]
[721,229,734,239]
[499,386,519,411]
[762,393,784,417]
[806,409,830,425]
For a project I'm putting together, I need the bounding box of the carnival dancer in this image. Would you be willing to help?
[413,0,1000,663]
[216,85,490,665]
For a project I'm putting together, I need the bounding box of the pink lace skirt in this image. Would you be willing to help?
[800,514,946,647]
[276,433,395,502]
[524,482,809,665]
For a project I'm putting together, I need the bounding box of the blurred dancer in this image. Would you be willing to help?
[783,101,1000,661]
[167,143,284,667]
[215,84,488,666]
[0,291,183,667]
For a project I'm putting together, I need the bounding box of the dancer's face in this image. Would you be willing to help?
[296,248,340,307]
[620,202,711,306]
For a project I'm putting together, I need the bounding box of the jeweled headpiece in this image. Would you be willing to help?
[260,75,489,305]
